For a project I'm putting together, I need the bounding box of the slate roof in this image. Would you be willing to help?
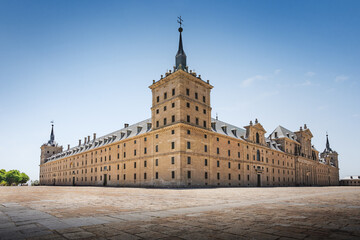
[268,125,298,141]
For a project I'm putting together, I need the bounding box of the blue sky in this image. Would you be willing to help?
[0,0,359,181]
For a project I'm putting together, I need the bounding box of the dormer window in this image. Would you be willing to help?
[256,132,260,144]
[221,126,227,134]
[275,132,278,138]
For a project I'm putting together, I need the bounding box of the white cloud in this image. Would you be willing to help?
[305,71,315,77]
[274,69,281,75]
[241,75,266,87]
[335,75,349,82]
[300,80,312,86]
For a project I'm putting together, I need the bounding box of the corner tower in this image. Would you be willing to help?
[320,133,339,167]
[40,123,63,165]
[149,21,213,131]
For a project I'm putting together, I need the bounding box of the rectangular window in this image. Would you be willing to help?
[205,159,208,166]
[228,162,231,168]
[164,92,167,99]
[204,145,207,152]
[217,172,220,180]
[172,171,175,179]
[187,115,190,123]
[163,118,167,125]
[156,121,159,127]
[171,129,175,134]
[205,172,208,179]
[187,157,191,164]
[228,173,231,180]
[117,174,119,180]
[203,96,206,103]
[195,92,198,99]
[134,173,136,180]
[186,88,190,96]
[187,141,191,149]
[124,174,126,180]
[186,102,190,108]
[238,163,241,169]
[238,152,240,158]
[171,157,175,164]
[228,150,231,156]
[187,171,191,179]
[217,148,220,154]
[134,149,136,156]
[157,96,159,102]
[196,118,199,125]
[123,152,126,158]
[123,163,126,169]
[171,142,175,149]
[144,160,147,167]
[164,106,167,111]
[172,102,175,108]
[217,161,220,167]
[203,121,207,128]
[156,172,158,179]
[238,174,241,180]
[155,159,158,166]
[247,175,250,181]
[117,153,120,159]
[247,165,249,170]
[134,162,136,168]
[172,115,175,122]
[203,109,206,114]
[195,106,199,111]
[156,145,158,152]
[172,88,175,96]
[144,173,147,180]
[144,147,147,154]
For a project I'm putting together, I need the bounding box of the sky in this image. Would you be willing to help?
[0,0,359,181]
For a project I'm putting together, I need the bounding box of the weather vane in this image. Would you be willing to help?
[177,16,183,28]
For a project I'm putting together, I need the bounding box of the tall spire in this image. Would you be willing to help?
[325,132,333,152]
[48,122,55,146]
[175,16,186,70]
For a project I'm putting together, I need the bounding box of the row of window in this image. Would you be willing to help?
[156,88,206,103]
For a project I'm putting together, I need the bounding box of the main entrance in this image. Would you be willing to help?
[103,174,107,186]
[257,174,261,187]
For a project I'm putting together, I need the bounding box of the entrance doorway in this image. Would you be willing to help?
[103,174,107,186]
[257,174,261,187]
[72,177,75,186]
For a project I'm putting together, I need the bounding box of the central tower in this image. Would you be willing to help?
[149,22,213,131]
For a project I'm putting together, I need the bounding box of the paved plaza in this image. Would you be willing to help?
[0,186,359,239]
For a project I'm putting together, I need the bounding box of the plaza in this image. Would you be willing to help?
[0,186,359,239]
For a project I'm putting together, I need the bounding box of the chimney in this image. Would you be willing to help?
[78,139,81,146]
[304,124,307,129]
[93,133,96,141]
[67,144,70,150]
[88,136,90,143]
[84,137,87,144]
[124,123,129,128]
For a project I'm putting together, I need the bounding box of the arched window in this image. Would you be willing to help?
[256,133,260,144]
[257,150,260,161]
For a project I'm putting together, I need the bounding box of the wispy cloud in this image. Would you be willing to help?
[305,71,315,77]
[300,80,312,86]
[274,69,281,75]
[241,75,267,87]
[335,75,349,82]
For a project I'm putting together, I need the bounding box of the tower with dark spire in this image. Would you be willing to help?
[320,133,338,167]
[175,16,187,71]
[40,122,63,167]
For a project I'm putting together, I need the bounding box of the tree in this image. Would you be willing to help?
[19,172,30,184]
[0,169,5,182]
[5,170,21,186]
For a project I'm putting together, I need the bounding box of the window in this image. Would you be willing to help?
[205,172,208,179]
[228,150,231,156]
[187,171,191,179]
[217,173,220,180]
[171,129,175,134]
[195,106,199,111]
[171,115,175,123]
[144,147,147,154]
[172,171,175,179]
[187,102,190,108]
[205,159,208,166]
[187,130,191,135]
[157,96,159,102]
[238,152,240,158]
[134,149,136,156]
[123,163,126,169]
[196,118,199,125]
[257,150,260,161]
[238,163,241,169]
[164,106,167,111]
[228,174,231,180]
[195,92,198,99]
[172,102,175,108]
[228,162,231,168]
[163,118,167,125]
[217,148,220,154]
[187,142,191,149]
[164,92,167,99]
[171,157,175,164]
[256,133,260,144]
[187,157,191,164]
[156,121,159,128]
[124,152,126,158]
[187,115,190,123]
[217,137,219,142]
[204,145,207,152]
[117,174,119,180]
[203,109,206,114]
[204,134,207,138]
[172,88,175,96]
[123,174,126,180]
[144,173,147,180]
[155,159,158,166]
[134,162,136,168]
[144,160,147,167]
[238,174,241,180]
[134,173,136,180]
[203,96,206,103]
[155,145,158,152]
[117,153,120,159]
[156,172,159,179]
[186,88,190,96]
[144,137,147,142]
[247,165,249,170]
[171,142,175,149]
[203,121,207,128]
[217,161,220,167]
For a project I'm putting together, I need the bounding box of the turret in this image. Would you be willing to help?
[40,123,62,165]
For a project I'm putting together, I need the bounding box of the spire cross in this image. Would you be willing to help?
[177,16,183,28]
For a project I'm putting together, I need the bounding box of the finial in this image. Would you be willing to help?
[216,113,218,120]
[250,120,253,126]
[304,124,307,129]
[255,118,258,124]
[175,17,186,70]
[177,16,183,31]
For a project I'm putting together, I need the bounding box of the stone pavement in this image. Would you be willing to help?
[0,186,359,239]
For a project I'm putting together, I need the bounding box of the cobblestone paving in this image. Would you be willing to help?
[0,186,359,239]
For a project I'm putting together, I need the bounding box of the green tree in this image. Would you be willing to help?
[19,172,30,184]
[0,169,6,182]
[5,170,21,186]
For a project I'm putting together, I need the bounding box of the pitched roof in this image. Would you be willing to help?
[268,125,298,141]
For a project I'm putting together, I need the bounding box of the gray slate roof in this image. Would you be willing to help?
[268,125,298,141]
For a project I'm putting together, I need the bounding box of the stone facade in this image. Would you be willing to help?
[39,27,339,187]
